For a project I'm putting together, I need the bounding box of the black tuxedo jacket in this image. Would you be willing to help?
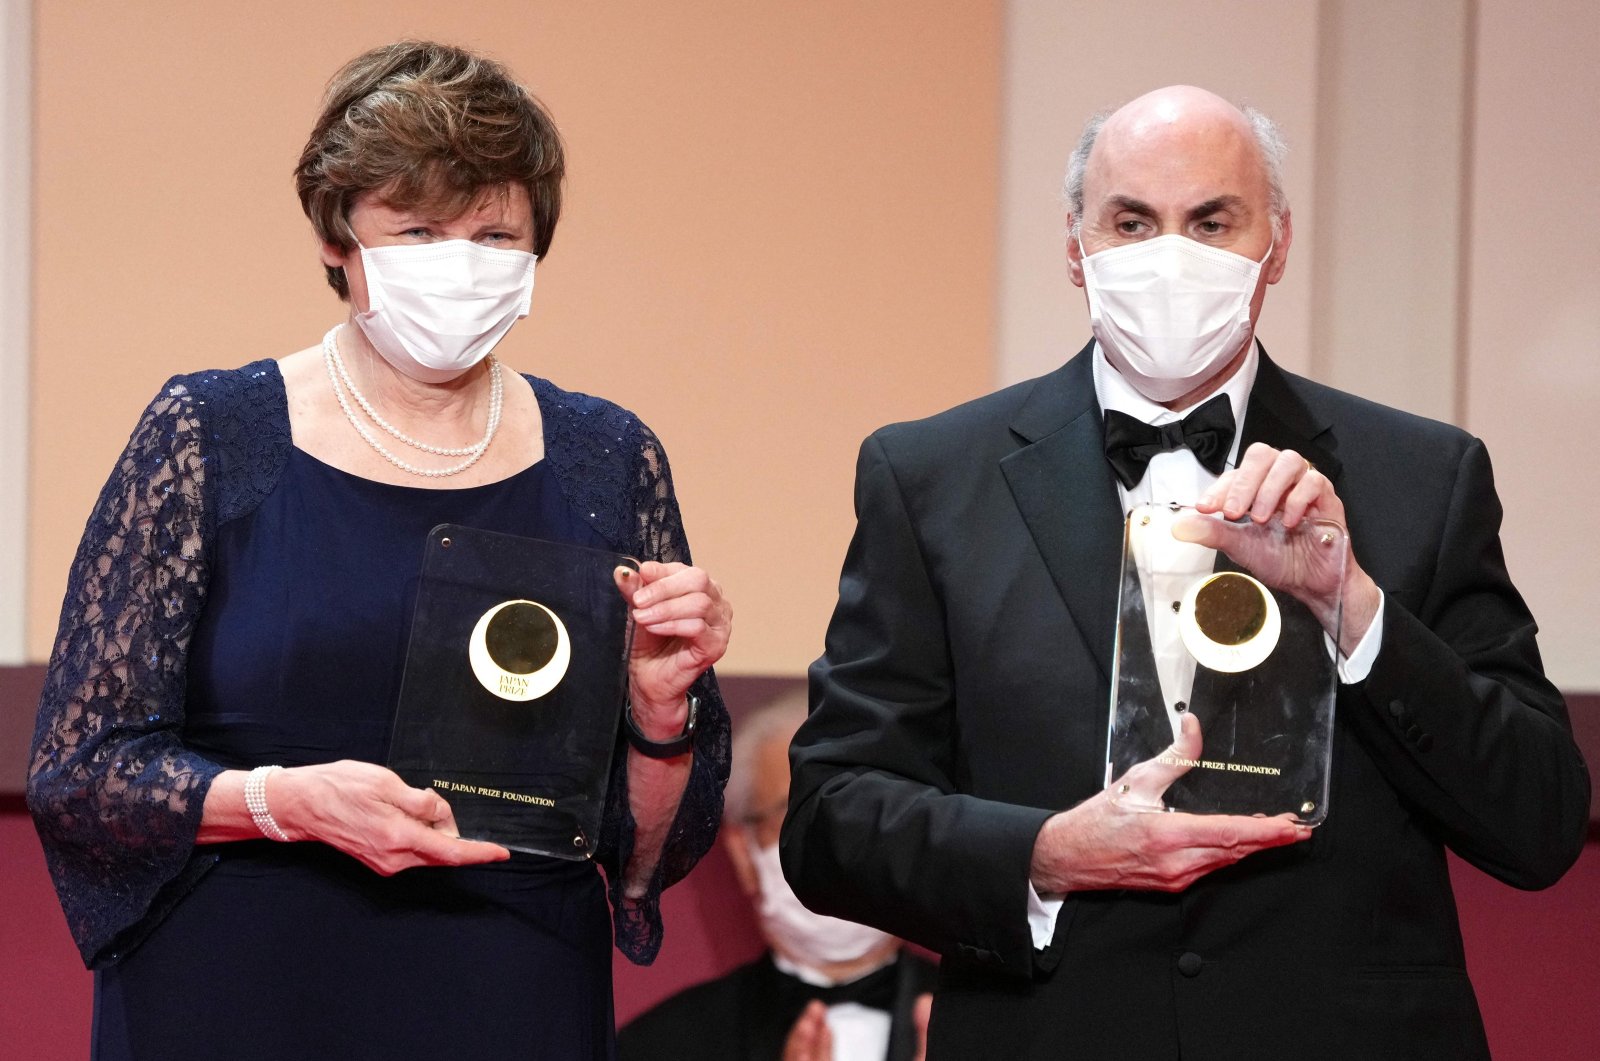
[782,344,1589,1061]
[617,952,938,1061]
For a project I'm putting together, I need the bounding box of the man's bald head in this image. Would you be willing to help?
[725,690,808,828]
[1064,86,1287,239]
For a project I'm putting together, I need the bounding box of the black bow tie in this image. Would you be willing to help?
[778,961,899,1012]
[1102,393,1236,490]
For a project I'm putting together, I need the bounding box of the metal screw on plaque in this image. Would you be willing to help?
[573,833,586,849]
[1301,801,1316,815]
[440,537,453,549]
[1140,515,1151,526]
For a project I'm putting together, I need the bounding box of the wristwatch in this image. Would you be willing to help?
[623,694,700,759]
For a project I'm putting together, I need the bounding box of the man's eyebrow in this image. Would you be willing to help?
[1187,195,1249,219]
[1106,195,1156,215]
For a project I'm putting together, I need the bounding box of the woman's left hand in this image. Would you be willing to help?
[614,562,732,738]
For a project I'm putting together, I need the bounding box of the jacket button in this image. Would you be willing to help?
[1389,700,1405,720]
[1416,733,1434,751]
[1177,951,1203,977]
[1405,724,1423,742]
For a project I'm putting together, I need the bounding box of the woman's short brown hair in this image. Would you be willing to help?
[295,41,565,299]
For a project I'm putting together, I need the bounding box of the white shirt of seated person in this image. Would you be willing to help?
[751,840,898,1059]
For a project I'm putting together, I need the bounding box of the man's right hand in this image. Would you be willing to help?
[1029,714,1311,895]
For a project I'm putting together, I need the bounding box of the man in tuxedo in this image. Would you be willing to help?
[781,85,1589,1060]
[620,691,935,1061]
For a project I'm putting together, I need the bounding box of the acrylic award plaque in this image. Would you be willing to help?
[1104,503,1347,826]
[387,524,636,859]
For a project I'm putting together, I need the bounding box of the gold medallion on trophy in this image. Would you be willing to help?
[1177,571,1281,672]
[467,599,572,701]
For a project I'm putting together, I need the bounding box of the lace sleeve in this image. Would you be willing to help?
[600,422,731,965]
[27,379,226,968]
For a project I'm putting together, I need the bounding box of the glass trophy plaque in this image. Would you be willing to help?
[387,524,636,859]
[1104,503,1346,826]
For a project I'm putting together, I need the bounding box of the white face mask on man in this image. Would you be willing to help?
[1081,233,1271,403]
[750,841,892,969]
[353,239,537,383]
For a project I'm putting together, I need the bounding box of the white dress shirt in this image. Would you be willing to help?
[772,953,895,1060]
[1027,344,1385,949]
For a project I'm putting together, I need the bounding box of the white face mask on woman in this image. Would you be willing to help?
[1081,233,1271,403]
[750,841,892,969]
[353,239,537,383]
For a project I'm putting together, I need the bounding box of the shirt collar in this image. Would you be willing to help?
[773,951,897,989]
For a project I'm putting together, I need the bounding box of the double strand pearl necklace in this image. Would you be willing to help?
[321,325,504,479]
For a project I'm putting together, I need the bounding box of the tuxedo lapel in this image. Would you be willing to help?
[1238,347,1343,488]
[885,955,921,1061]
[1000,345,1124,684]
[744,956,806,1061]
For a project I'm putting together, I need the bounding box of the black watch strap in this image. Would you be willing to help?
[624,694,699,759]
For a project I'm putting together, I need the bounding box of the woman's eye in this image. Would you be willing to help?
[401,227,432,239]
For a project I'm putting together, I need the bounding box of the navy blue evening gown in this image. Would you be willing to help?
[92,449,619,1059]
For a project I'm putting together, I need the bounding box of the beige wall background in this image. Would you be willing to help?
[1465,0,1600,691]
[998,0,1322,384]
[18,1,1599,689]
[1,0,28,665]
[22,0,999,675]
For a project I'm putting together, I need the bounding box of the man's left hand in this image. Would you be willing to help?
[1187,442,1380,653]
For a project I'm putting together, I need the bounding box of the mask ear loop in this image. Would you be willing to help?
[352,241,386,315]
[1078,233,1106,323]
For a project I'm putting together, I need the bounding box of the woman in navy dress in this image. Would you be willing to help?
[27,41,731,1059]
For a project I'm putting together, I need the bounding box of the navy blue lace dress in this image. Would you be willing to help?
[27,362,729,1060]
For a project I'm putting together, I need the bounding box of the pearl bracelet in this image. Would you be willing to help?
[244,765,290,842]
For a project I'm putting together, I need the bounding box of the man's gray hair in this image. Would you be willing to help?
[1063,102,1289,238]
[724,688,809,823]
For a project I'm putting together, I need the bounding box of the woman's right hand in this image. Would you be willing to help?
[261,761,510,874]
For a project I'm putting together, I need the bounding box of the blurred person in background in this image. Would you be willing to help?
[621,690,934,1061]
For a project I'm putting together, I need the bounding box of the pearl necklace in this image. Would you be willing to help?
[321,325,503,479]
